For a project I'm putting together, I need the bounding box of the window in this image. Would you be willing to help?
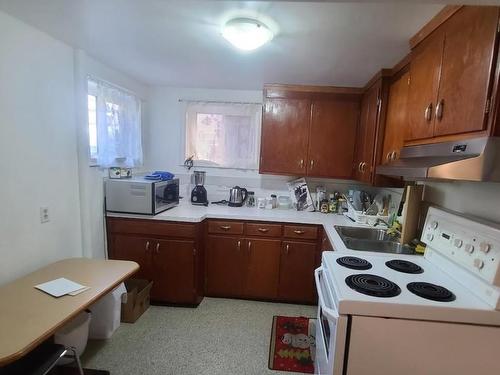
[87,78,143,167]
[185,102,262,169]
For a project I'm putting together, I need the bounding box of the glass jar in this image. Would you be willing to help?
[246,191,255,207]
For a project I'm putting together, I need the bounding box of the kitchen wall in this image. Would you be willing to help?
[74,50,150,259]
[145,86,379,201]
[421,181,500,224]
[0,11,82,284]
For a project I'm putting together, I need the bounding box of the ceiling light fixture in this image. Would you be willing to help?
[222,18,274,51]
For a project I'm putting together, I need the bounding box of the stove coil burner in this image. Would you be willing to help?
[407,282,456,302]
[336,256,372,270]
[385,259,424,274]
[345,274,401,298]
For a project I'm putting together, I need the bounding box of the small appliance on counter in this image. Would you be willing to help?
[191,171,208,206]
[228,186,248,207]
[105,177,179,215]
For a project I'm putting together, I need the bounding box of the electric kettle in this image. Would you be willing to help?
[228,186,248,207]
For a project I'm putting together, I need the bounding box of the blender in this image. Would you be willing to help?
[191,171,208,206]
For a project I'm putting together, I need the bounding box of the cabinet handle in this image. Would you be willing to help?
[424,103,433,122]
[436,99,444,121]
[358,162,363,172]
[391,151,397,161]
[248,241,252,252]
[155,243,160,254]
[258,228,269,233]
[237,240,241,251]
[145,241,150,251]
[299,159,304,168]
[310,159,314,169]
[219,225,231,230]
[360,162,367,173]
[285,244,290,254]
[386,152,392,161]
[293,230,306,235]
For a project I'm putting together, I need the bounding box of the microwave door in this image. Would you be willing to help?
[154,182,179,213]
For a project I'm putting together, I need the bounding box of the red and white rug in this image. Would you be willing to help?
[268,316,316,374]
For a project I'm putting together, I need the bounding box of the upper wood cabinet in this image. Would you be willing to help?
[260,98,311,175]
[382,69,410,164]
[353,79,382,183]
[406,6,500,143]
[260,85,362,179]
[307,99,359,179]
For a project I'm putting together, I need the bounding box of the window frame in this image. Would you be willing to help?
[182,101,262,171]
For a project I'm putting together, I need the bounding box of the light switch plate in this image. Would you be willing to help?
[40,207,50,223]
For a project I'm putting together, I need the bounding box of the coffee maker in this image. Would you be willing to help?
[191,171,208,206]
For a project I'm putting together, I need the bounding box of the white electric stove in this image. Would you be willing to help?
[315,207,500,375]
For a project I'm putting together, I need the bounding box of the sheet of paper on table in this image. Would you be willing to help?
[35,277,89,298]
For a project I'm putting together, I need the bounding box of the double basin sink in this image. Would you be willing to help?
[334,226,414,254]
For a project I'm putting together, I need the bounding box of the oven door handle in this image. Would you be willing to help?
[315,267,340,320]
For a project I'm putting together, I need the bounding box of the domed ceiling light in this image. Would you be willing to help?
[222,18,274,51]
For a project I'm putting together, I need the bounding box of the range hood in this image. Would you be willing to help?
[376,137,500,182]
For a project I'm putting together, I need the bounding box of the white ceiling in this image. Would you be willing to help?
[0,1,448,89]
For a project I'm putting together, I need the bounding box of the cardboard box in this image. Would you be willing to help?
[121,279,153,323]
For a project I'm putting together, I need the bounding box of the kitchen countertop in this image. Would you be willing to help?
[107,200,371,254]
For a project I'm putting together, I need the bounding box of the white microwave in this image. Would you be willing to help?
[105,177,179,215]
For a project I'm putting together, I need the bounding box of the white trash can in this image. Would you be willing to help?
[54,310,92,364]
[88,282,127,339]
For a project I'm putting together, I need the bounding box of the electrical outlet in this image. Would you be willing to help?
[40,207,50,223]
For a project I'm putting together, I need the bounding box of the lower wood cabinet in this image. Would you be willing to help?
[108,217,321,306]
[205,220,320,304]
[278,241,317,303]
[107,218,203,305]
[244,238,281,299]
[205,236,246,297]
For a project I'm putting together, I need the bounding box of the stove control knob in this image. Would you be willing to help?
[479,242,491,254]
[473,258,484,270]
[430,221,439,230]
[465,244,474,254]
[426,233,434,242]
[454,239,463,248]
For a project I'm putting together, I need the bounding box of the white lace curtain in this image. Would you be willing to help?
[185,101,261,169]
[89,78,143,167]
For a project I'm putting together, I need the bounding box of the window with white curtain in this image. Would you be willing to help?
[185,102,262,169]
[87,78,143,167]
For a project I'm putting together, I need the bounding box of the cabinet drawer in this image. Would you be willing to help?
[245,223,282,237]
[107,218,196,238]
[208,220,244,235]
[283,225,318,240]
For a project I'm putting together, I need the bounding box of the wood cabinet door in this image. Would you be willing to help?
[243,238,281,299]
[406,30,444,141]
[354,84,379,183]
[382,71,410,164]
[278,241,317,303]
[434,7,499,137]
[260,98,311,175]
[151,239,195,303]
[205,235,245,297]
[307,98,359,179]
[109,234,152,280]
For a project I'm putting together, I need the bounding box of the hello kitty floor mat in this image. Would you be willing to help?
[268,316,316,373]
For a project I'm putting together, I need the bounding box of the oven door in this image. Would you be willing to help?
[154,180,179,214]
[314,267,348,375]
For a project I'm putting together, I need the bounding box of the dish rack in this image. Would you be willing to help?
[345,200,389,226]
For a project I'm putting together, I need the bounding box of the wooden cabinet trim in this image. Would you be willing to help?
[283,225,319,240]
[207,220,244,235]
[107,217,196,238]
[245,223,282,237]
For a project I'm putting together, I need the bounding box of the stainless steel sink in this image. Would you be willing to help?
[334,225,414,254]
[342,238,414,254]
[334,226,390,241]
